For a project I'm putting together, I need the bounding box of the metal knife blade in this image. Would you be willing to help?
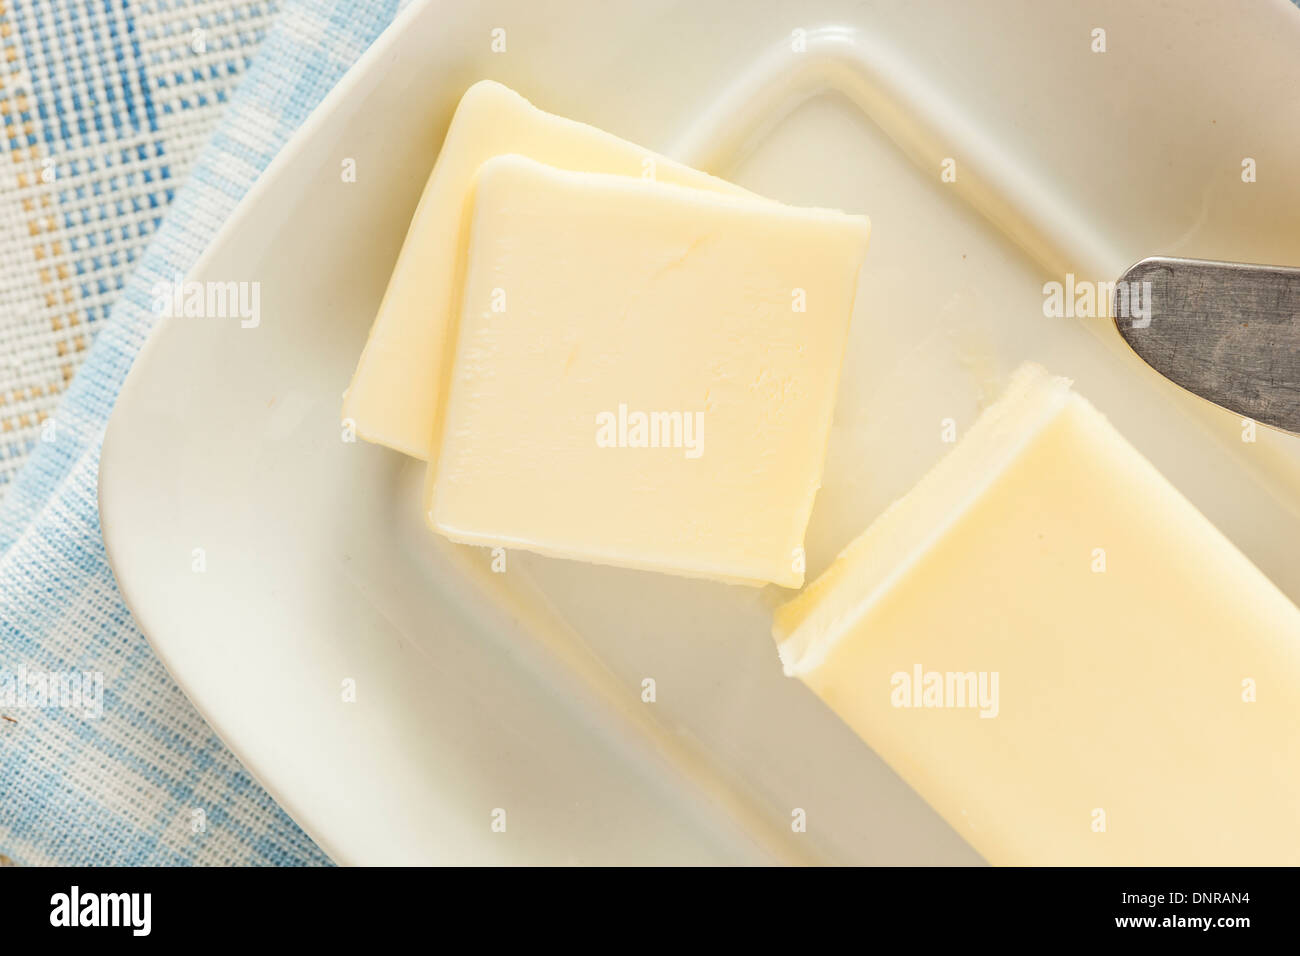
[1113,256,1300,434]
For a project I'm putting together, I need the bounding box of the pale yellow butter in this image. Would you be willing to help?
[425,154,870,588]
[774,362,1300,864]
[342,80,751,460]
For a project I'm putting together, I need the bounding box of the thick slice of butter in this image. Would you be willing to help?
[342,80,751,460]
[774,362,1300,864]
[425,154,870,588]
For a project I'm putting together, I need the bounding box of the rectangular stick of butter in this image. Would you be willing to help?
[774,362,1300,864]
[342,80,751,460]
[425,154,870,588]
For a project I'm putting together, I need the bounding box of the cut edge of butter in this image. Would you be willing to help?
[430,523,777,589]
[773,361,1073,675]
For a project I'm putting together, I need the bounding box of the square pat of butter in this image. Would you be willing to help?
[425,154,870,588]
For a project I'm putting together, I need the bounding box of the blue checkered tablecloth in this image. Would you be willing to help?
[0,0,401,866]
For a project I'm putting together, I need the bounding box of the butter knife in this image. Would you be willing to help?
[1113,256,1300,434]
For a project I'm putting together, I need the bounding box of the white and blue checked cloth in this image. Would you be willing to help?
[0,0,401,866]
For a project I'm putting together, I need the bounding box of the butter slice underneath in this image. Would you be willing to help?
[773,362,1300,863]
[426,154,870,588]
[342,80,751,460]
